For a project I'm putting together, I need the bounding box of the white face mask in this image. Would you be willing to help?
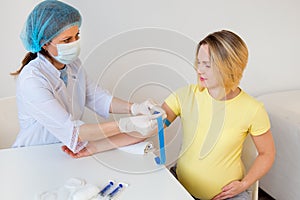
[50,39,81,64]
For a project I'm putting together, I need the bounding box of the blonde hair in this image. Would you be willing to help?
[195,30,248,95]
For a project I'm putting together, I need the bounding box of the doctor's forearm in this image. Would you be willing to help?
[79,122,121,141]
[109,97,132,114]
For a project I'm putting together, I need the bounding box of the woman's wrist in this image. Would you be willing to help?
[240,178,251,191]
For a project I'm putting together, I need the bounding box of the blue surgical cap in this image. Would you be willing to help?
[21,0,82,53]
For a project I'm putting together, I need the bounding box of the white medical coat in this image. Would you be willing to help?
[12,53,113,152]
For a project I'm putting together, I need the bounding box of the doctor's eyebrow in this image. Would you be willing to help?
[60,31,80,41]
[60,32,80,43]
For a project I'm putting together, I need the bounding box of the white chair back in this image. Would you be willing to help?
[0,96,19,148]
[241,134,259,200]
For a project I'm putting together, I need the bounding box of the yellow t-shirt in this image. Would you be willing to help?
[165,85,270,200]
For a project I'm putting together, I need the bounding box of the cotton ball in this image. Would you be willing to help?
[64,178,86,189]
[72,184,99,200]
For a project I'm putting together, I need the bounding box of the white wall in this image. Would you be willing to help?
[1,0,300,166]
[2,0,300,99]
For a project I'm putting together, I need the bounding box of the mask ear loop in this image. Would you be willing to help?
[154,113,166,165]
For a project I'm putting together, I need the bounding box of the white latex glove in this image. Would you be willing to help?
[119,114,161,136]
[130,99,156,115]
[150,105,167,119]
[131,99,167,118]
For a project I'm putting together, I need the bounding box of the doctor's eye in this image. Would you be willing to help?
[62,38,71,43]
[75,32,80,40]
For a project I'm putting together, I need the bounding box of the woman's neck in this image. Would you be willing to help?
[208,87,241,100]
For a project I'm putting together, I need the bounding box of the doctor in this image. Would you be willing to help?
[12,0,162,154]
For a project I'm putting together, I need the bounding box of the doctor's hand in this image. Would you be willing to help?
[131,99,166,117]
[118,114,160,137]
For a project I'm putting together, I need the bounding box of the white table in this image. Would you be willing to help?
[0,143,193,200]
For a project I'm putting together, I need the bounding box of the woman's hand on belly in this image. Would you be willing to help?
[211,180,246,200]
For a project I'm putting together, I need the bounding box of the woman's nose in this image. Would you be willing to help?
[196,66,204,74]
